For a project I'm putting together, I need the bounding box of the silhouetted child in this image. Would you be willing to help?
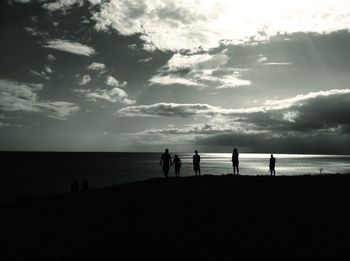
[71,179,79,193]
[193,150,201,175]
[232,148,239,175]
[172,155,182,177]
[160,148,172,178]
[270,154,276,176]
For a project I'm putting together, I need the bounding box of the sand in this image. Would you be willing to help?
[2,174,350,260]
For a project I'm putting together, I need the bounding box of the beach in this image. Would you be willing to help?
[2,174,350,260]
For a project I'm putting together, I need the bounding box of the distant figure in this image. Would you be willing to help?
[82,179,89,192]
[232,148,239,175]
[71,179,79,193]
[193,150,201,175]
[160,148,172,178]
[172,155,182,177]
[269,154,276,176]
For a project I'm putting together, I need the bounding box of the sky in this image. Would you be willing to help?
[1,0,350,153]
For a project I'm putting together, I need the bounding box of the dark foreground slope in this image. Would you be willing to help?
[2,174,350,260]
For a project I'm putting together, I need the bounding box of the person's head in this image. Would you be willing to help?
[165,148,169,153]
[174,154,178,159]
[195,150,198,154]
[271,154,273,157]
[233,148,237,153]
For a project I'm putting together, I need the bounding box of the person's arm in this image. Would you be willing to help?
[160,155,163,165]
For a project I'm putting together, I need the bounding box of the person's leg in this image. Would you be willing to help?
[237,165,239,175]
[233,165,235,175]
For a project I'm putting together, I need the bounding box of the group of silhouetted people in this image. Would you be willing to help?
[71,179,89,193]
[160,148,276,177]
[160,149,201,178]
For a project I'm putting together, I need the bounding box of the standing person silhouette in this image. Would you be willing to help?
[172,155,182,177]
[269,154,276,176]
[232,148,239,175]
[71,179,79,193]
[160,148,172,178]
[193,150,201,176]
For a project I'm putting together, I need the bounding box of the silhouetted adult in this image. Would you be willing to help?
[172,155,182,177]
[232,148,239,175]
[82,179,89,192]
[269,154,276,176]
[71,179,79,193]
[160,149,172,178]
[193,150,201,175]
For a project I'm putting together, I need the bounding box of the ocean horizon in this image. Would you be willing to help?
[1,152,350,203]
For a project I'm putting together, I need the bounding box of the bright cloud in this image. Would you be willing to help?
[105,75,127,88]
[86,88,135,104]
[76,87,135,105]
[93,0,350,51]
[44,39,96,56]
[78,74,91,85]
[42,0,101,11]
[149,74,202,87]
[149,51,250,88]
[87,62,106,72]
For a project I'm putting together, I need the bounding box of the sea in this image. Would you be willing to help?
[1,152,350,203]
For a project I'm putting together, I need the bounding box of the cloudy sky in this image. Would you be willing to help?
[1,0,350,153]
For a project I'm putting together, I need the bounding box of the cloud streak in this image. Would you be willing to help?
[0,79,79,119]
[44,39,96,56]
[117,89,350,133]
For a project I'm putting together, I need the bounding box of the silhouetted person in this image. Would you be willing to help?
[172,155,182,177]
[71,179,79,193]
[270,154,276,176]
[232,148,239,175]
[82,179,89,192]
[193,150,201,175]
[160,148,172,178]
